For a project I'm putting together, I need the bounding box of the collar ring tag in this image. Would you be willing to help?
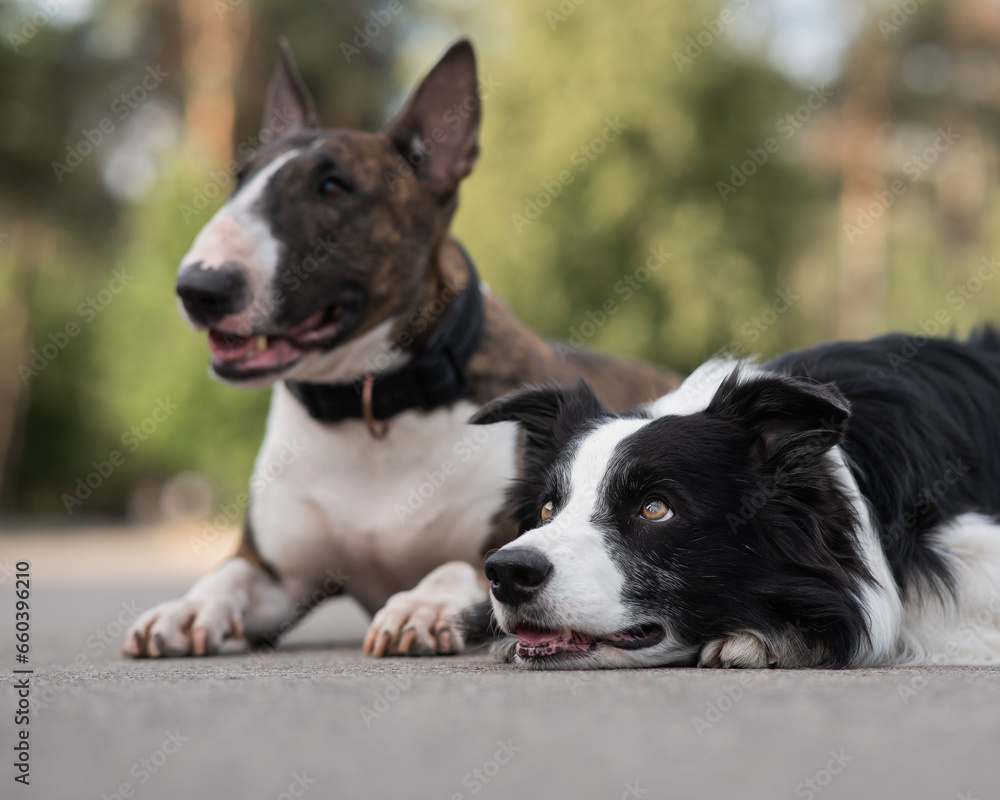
[362,373,390,439]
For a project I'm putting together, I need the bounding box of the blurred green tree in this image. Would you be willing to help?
[10,0,1000,523]
[448,0,835,375]
[1,0,405,515]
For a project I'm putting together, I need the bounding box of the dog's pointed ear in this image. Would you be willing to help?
[708,370,851,464]
[383,39,480,189]
[264,38,317,135]
[470,381,607,455]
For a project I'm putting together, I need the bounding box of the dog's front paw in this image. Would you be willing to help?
[698,631,775,669]
[363,561,487,657]
[123,595,244,658]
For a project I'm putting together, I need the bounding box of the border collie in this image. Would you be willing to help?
[470,332,1000,668]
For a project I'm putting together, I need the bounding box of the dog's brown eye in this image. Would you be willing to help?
[640,499,672,521]
[319,176,349,198]
[540,500,555,522]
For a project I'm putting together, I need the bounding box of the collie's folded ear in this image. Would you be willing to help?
[708,370,851,464]
[470,381,608,458]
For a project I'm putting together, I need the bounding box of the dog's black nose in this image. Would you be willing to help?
[176,261,250,326]
[485,547,553,606]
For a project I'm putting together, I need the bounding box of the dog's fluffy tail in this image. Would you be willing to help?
[458,601,517,661]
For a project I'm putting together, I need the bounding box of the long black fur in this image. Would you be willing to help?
[768,333,1000,598]
[471,330,1000,667]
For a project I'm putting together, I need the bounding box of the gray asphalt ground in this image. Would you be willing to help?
[2,579,1000,800]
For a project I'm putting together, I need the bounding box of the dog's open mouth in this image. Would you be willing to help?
[515,622,665,660]
[207,300,360,380]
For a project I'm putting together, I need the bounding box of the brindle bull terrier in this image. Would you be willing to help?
[124,38,680,659]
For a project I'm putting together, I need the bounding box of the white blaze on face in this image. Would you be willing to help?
[501,418,650,633]
[177,148,302,333]
[494,362,750,636]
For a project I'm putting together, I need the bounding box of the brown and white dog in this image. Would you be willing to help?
[123,39,680,659]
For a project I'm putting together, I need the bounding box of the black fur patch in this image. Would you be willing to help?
[485,330,1000,668]
[457,600,504,646]
[599,371,869,667]
[471,381,611,533]
[768,333,1000,598]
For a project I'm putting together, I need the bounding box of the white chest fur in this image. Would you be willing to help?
[248,383,519,613]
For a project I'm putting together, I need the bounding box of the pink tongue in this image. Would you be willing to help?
[517,626,565,645]
[208,333,302,370]
[208,330,253,362]
[244,338,300,369]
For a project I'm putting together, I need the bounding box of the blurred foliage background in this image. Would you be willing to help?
[3,0,1000,522]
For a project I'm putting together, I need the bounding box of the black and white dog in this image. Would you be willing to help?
[471,332,1000,668]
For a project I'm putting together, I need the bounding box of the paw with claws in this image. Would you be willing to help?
[363,561,486,657]
[123,596,243,658]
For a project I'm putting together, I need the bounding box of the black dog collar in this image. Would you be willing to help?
[285,248,484,434]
